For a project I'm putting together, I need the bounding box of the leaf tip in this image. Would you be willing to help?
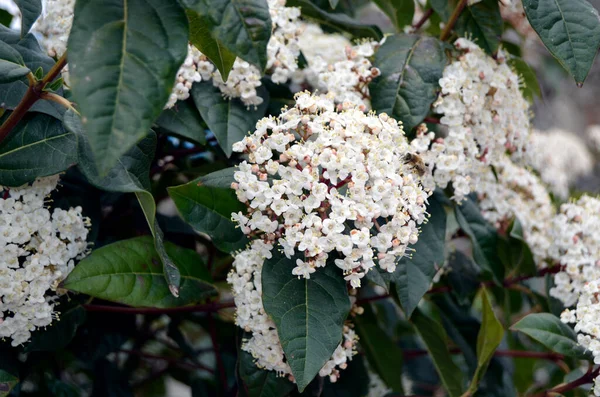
[169,284,180,298]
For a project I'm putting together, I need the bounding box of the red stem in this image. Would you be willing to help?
[531,365,600,396]
[413,8,434,30]
[209,315,228,392]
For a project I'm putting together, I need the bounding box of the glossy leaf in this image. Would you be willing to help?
[168,177,248,253]
[156,99,207,145]
[522,0,600,85]
[68,0,189,174]
[465,289,504,395]
[262,250,351,391]
[25,303,86,352]
[186,9,236,80]
[412,307,464,397]
[393,192,446,317]
[287,0,383,40]
[511,313,592,360]
[373,0,415,31]
[65,110,181,296]
[507,57,541,102]
[184,0,271,70]
[455,0,502,55]
[355,305,404,393]
[191,81,268,157]
[0,113,77,186]
[62,236,217,308]
[454,197,503,283]
[238,348,295,397]
[14,0,42,35]
[371,34,446,131]
[507,217,536,276]
[0,40,29,83]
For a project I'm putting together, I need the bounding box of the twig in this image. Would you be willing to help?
[40,92,77,113]
[531,365,600,397]
[83,300,235,314]
[209,315,228,392]
[413,8,434,30]
[440,0,469,41]
[0,53,68,143]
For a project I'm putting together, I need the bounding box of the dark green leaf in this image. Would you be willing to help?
[262,249,351,392]
[393,192,446,317]
[287,0,383,40]
[507,57,541,102]
[184,0,271,70]
[412,307,464,397]
[186,9,236,80]
[522,0,600,85]
[429,0,451,21]
[68,0,189,174]
[15,0,42,35]
[355,305,404,393]
[321,355,370,397]
[168,177,248,253]
[454,197,503,283]
[511,313,592,360]
[65,109,181,297]
[373,0,415,30]
[198,167,236,188]
[455,0,503,55]
[0,40,29,83]
[371,34,446,131]
[507,217,536,276]
[63,236,217,308]
[238,349,295,397]
[191,81,268,157]
[447,251,480,305]
[0,112,76,186]
[25,303,86,352]
[0,353,18,397]
[465,288,504,395]
[156,99,207,145]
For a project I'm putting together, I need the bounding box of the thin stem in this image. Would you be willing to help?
[440,0,469,41]
[83,300,235,314]
[40,92,77,112]
[531,365,600,397]
[209,315,228,392]
[0,53,68,144]
[413,8,434,30]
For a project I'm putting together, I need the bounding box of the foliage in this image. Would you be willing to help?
[0,0,600,396]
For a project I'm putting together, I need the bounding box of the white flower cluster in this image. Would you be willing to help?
[165,0,302,109]
[427,38,531,201]
[555,196,600,395]
[298,24,380,109]
[524,129,593,199]
[0,176,90,346]
[165,45,214,109]
[227,239,359,380]
[231,92,431,286]
[33,0,75,58]
[587,125,600,153]
[477,155,554,263]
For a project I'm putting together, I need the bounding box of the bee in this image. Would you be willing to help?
[403,153,427,177]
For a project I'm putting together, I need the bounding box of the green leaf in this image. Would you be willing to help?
[522,0,600,85]
[262,249,351,392]
[184,0,271,71]
[371,34,446,131]
[511,313,592,360]
[238,348,295,397]
[455,0,503,55]
[393,192,446,317]
[14,0,42,35]
[454,197,503,283]
[355,305,404,393]
[507,57,541,102]
[507,217,536,276]
[429,0,451,21]
[0,360,18,397]
[156,99,207,145]
[197,167,237,188]
[186,9,236,80]
[0,40,29,83]
[373,0,415,30]
[465,288,504,395]
[168,177,248,253]
[68,0,189,174]
[65,109,181,296]
[412,307,464,397]
[191,81,268,157]
[287,0,383,40]
[63,236,217,308]
[25,303,86,352]
[0,113,77,186]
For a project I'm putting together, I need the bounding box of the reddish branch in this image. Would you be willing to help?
[440,0,469,41]
[83,300,235,314]
[0,53,68,143]
[412,8,434,30]
[532,365,600,397]
[209,315,228,392]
